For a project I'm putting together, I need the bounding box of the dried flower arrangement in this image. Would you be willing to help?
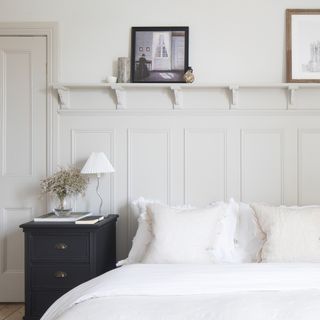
[41,167,89,213]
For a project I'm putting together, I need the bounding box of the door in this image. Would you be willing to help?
[0,36,47,301]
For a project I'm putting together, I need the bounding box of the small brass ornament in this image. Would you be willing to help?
[184,67,195,83]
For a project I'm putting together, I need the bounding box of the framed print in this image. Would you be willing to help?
[131,26,189,83]
[287,9,320,82]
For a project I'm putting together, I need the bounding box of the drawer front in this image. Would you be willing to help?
[30,233,90,262]
[31,290,67,317]
[31,264,91,289]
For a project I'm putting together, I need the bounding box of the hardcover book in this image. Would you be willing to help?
[33,212,92,222]
[75,216,104,225]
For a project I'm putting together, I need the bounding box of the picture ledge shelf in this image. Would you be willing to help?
[52,82,320,110]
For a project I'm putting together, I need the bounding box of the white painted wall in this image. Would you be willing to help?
[1,0,320,83]
[2,1,320,261]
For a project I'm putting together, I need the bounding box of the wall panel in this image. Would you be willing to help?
[298,129,320,205]
[127,129,170,238]
[184,129,226,205]
[241,129,283,204]
[71,129,114,213]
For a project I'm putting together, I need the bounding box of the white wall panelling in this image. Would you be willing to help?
[127,129,171,240]
[71,129,115,214]
[184,129,226,205]
[240,129,284,204]
[298,129,320,206]
[56,95,320,258]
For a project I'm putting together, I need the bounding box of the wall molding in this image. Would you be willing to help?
[53,82,320,111]
[57,109,320,118]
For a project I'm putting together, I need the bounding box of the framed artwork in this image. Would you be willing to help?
[131,26,189,83]
[287,9,320,82]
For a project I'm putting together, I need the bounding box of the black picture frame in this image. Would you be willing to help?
[131,26,189,83]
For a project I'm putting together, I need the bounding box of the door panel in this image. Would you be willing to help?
[0,36,47,302]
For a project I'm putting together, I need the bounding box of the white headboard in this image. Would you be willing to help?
[54,83,320,258]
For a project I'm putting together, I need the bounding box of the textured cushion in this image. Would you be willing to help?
[209,200,264,263]
[116,198,156,266]
[251,203,320,262]
[116,198,194,266]
[234,202,264,262]
[210,199,240,263]
[142,203,229,264]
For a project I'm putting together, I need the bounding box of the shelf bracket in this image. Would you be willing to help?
[229,85,239,108]
[170,86,183,109]
[111,85,127,109]
[288,85,299,108]
[53,85,70,108]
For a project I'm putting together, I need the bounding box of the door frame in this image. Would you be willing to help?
[0,22,59,188]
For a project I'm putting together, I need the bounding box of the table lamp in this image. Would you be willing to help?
[81,152,115,215]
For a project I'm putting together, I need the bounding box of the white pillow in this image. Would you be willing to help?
[142,203,230,264]
[210,199,240,263]
[251,203,320,262]
[234,202,264,262]
[208,200,263,263]
[117,198,239,266]
[116,198,194,266]
[116,198,154,266]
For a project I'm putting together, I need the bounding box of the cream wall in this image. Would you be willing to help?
[1,0,320,83]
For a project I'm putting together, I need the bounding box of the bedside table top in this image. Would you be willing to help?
[20,214,118,230]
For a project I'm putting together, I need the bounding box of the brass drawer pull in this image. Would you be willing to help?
[54,243,68,250]
[54,271,68,278]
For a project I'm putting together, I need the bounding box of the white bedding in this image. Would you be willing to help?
[42,264,320,320]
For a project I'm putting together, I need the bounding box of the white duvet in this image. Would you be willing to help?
[42,263,320,320]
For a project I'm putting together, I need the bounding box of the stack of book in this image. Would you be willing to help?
[34,212,104,224]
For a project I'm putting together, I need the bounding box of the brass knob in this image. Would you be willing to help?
[54,271,67,278]
[54,243,68,250]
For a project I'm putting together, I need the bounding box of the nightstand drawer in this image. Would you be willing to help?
[31,265,91,289]
[31,234,90,262]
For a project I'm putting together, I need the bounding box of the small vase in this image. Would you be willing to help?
[54,197,72,217]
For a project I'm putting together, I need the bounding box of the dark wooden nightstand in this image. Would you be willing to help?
[20,214,118,320]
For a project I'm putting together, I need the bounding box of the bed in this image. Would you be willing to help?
[42,263,320,320]
[42,201,320,320]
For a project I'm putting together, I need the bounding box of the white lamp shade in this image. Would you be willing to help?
[81,152,115,175]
